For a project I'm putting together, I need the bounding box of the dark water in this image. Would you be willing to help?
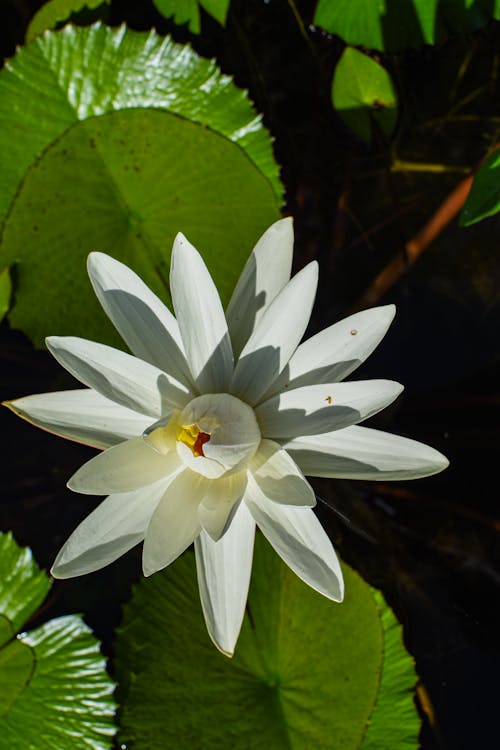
[1,1,500,748]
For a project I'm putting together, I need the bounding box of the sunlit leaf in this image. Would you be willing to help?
[0,22,281,223]
[153,0,229,32]
[332,47,398,143]
[0,24,281,347]
[115,533,419,749]
[25,0,110,42]
[460,149,500,226]
[314,0,498,52]
[0,532,116,750]
[1,108,279,347]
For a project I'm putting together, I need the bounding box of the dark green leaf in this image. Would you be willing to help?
[152,0,201,33]
[360,590,420,748]
[314,0,497,52]
[0,533,50,639]
[0,267,11,323]
[199,0,230,26]
[152,0,229,32]
[25,0,111,42]
[460,149,500,226]
[115,533,419,749]
[0,639,35,720]
[332,47,398,143]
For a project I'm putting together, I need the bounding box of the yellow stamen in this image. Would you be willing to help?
[177,423,211,457]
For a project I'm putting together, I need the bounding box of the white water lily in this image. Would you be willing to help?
[6,219,448,656]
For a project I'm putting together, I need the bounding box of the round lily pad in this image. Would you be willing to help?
[115,533,419,749]
[0,532,116,750]
[0,23,281,224]
[1,107,280,347]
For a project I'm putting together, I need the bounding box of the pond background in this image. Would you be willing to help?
[1,1,499,748]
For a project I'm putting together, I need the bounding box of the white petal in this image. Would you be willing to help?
[46,336,190,417]
[230,261,318,405]
[197,471,248,541]
[250,439,316,507]
[51,477,171,578]
[87,252,194,387]
[245,478,343,601]
[170,233,233,392]
[67,437,181,495]
[4,389,152,449]
[142,469,205,576]
[284,424,449,480]
[195,502,256,657]
[264,305,396,398]
[226,218,294,358]
[256,380,403,438]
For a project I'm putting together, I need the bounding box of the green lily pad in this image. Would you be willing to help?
[153,0,230,33]
[0,533,50,640]
[1,107,279,347]
[332,47,398,144]
[115,533,419,749]
[314,0,498,52]
[0,532,116,750]
[0,22,281,228]
[460,148,500,226]
[0,24,281,348]
[0,267,12,323]
[25,0,110,42]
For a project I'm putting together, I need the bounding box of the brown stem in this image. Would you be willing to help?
[350,173,474,311]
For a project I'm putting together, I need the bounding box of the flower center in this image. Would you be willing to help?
[177,423,211,457]
[175,393,261,479]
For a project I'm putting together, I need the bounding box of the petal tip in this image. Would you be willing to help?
[171,232,196,269]
[308,259,319,276]
[142,549,160,578]
[50,557,71,580]
[380,303,396,323]
[272,216,293,235]
[87,251,109,273]
[211,637,235,658]
[142,561,154,577]
[87,250,101,264]
[387,302,396,316]
[45,335,59,351]
[173,231,188,249]
[434,451,450,473]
